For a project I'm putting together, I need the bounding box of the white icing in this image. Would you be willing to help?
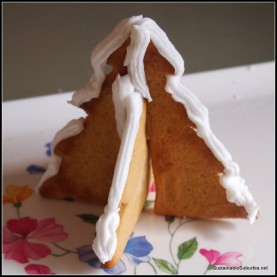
[124,25,151,100]
[38,15,259,264]
[165,77,259,224]
[36,118,85,190]
[92,75,143,263]
[138,18,184,77]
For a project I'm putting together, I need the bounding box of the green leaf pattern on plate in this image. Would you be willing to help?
[177,237,198,260]
[153,258,178,274]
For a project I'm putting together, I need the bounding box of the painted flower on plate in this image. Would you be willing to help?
[77,245,126,274]
[150,182,156,192]
[26,142,52,174]
[200,248,242,274]
[26,165,46,174]
[25,264,52,275]
[3,185,32,206]
[45,142,52,157]
[124,234,153,265]
[77,234,153,274]
[3,217,68,263]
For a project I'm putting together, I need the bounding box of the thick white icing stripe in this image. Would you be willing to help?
[92,75,143,263]
[166,77,259,224]
[36,118,85,191]
[124,25,151,100]
[138,18,184,77]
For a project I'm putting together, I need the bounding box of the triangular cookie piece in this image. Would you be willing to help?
[144,42,248,219]
[38,40,129,204]
[93,76,150,267]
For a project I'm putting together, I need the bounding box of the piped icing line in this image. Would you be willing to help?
[138,18,184,77]
[124,19,184,102]
[36,118,85,191]
[70,15,143,107]
[124,25,151,100]
[165,77,259,224]
[92,74,143,263]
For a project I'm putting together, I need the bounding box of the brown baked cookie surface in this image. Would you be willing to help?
[39,40,130,204]
[144,42,247,219]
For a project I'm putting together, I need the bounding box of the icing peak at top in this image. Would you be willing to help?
[70,16,184,106]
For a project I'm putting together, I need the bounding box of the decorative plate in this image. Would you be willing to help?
[3,62,275,275]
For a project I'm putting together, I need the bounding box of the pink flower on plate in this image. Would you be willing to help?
[150,182,156,192]
[3,217,68,264]
[25,264,52,275]
[200,248,242,274]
